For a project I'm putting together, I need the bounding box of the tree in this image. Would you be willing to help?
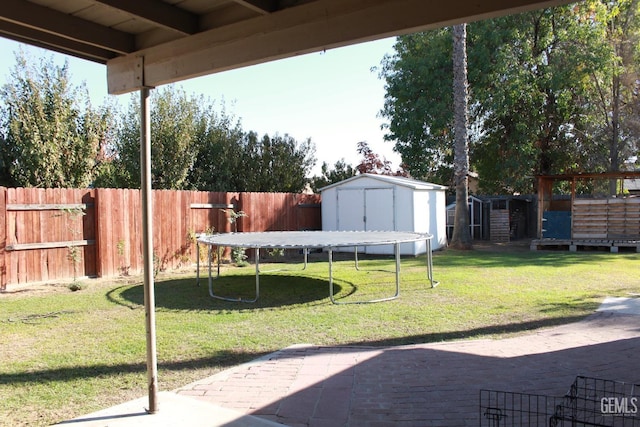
[472,5,613,193]
[187,102,246,191]
[379,2,619,194]
[355,141,408,176]
[356,141,393,174]
[0,50,110,188]
[240,132,316,193]
[96,86,316,192]
[585,0,640,194]
[309,159,357,192]
[379,29,455,185]
[450,24,472,249]
[103,86,201,189]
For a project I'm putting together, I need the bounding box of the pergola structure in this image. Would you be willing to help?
[535,171,640,244]
[0,0,574,414]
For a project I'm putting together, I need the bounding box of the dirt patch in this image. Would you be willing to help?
[470,239,532,252]
[0,275,141,298]
[0,282,75,298]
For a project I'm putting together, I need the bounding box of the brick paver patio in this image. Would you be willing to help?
[175,310,640,426]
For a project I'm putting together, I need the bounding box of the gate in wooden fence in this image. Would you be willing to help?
[0,187,321,290]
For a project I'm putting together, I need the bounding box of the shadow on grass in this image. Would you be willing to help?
[342,313,594,347]
[429,248,639,269]
[0,313,597,387]
[0,349,271,386]
[108,275,347,311]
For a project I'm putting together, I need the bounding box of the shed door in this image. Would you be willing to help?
[337,188,365,231]
[336,188,395,231]
[365,188,395,231]
[364,188,395,254]
[336,187,395,254]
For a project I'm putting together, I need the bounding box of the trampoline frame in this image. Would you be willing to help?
[196,231,437,304]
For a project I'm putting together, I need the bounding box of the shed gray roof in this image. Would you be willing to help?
[625,178,640,191]
[319,173,448,192]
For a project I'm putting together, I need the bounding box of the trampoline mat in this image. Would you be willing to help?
[197,230,432,249]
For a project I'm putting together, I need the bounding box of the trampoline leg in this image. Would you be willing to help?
[395,242,400,295]
[329,244,400,305]
[354,246,360,271]
[253,248,260,302]
[207,245,259,303]
[258,247,309,273]
[207,245,214,293]
[426,239,439,288]
[196,240,201,286]
[329,247,337,304]
[302,248,308,270]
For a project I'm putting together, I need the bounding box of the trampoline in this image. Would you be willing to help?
[196,230,437,304]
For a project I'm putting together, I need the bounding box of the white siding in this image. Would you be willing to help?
[320,174,448,254]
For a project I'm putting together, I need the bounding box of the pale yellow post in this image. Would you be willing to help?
[140,87,159,413]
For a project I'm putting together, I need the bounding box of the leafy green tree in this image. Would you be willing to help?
[310,159,357,192]
[0,50,109,188]
[379,29,454,185]
[100,87,316,193]
[104,86,201,189]
[472,4,612,193]
[187,102,246,191]
[241,132,316,192]
[584,0,640,193]
[379,2,620,194]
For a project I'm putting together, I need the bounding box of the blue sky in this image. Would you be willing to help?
[0,37,401,176]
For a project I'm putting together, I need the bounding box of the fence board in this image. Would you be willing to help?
[237,192,321,233]
[36,189,47,283]
[0,187,5,291]
[297,194,322,231]
[572,197,640,240]
[3,188,97,285]
[1,188,321,289]
[48,189,63,281]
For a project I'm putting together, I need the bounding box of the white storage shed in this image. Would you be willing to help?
[320,174,448,255]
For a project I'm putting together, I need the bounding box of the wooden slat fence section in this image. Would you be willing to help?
[608,198,640,238]
[239,192,289,232]
[296,194,322,231]
[187,190,236,236]
[0,188,321,289]
[5,187,96,285]
[238,192,322,232]
[572,198,640,240]
[95,188,141,278]
[0,187,5,290]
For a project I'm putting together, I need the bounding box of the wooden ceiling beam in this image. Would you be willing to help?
[92,0,200,35]
[0,20,114,63]
[0,0,134,54]
[108,0,573,94]
[232,0,279,15]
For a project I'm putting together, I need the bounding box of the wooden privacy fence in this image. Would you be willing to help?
[0,187,321,290]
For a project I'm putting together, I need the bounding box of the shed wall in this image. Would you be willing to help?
[321,176,447,254]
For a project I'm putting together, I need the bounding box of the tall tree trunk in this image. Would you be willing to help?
[609,74,620,195]
[450,23,472,249]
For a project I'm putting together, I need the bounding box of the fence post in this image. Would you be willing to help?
[232,193,246,233]
[94,188,113,278]
[0,187,6,291]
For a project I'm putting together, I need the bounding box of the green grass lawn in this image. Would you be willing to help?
[1,245,638,426]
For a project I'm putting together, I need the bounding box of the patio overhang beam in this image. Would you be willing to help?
[107,0,573,94]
